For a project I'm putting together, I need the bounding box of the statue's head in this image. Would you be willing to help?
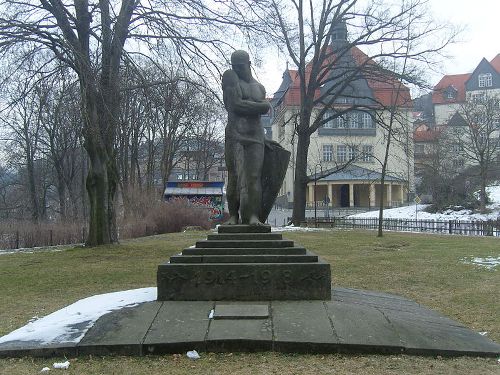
[231,50,252,82]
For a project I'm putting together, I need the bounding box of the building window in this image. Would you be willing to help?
[177,173,184,180]
[322,111,334,128]
[337,145,347,162]
[415,144,425,155]
[348,146,357,160]
[445,89,456,99]
[494,118,500,129]
[335,115,348,128]
[322,144,333,161]
[362,145,374,162]
[471,92,486,103]
[362,112,373,128]
[478,73,492,88]
[452,159,464,168]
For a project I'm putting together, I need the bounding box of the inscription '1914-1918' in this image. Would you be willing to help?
[192,269,294,287]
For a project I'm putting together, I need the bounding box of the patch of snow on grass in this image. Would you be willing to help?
[0,287,157,345]
[461,256,500,270]
[271,225,325,232]
[349,185,500,222]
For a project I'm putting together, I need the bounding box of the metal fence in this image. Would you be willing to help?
[300,217,500,237]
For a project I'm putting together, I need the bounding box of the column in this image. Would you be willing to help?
[349,183,354,207]
[369,184,376,208]
[387,184,392,207]
[328,183,333,207]
[308,184,314,205]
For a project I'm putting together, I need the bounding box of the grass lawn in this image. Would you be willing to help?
[0,229,499,374]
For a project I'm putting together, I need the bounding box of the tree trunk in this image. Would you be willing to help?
[82,87,119,246]
[292,132,310,225]
[85,149,118,246]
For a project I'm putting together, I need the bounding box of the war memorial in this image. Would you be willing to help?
[0,51,499,358]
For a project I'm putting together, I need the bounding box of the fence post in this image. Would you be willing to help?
[16,230,19,249]
[448,220,452,234]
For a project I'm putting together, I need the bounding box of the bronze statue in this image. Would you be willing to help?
[222,50,270,225]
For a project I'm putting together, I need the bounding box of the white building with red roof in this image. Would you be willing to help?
[270,25,414,210]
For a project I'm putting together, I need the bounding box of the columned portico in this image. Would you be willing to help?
[305,165,407,209]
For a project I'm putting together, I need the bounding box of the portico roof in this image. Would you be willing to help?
[308,164,405,183]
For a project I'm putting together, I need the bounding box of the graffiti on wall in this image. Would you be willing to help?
[188,195,224,220]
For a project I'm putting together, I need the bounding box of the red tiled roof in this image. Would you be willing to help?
[490,54,500,73]
[280,46,412,108]
[432,73,470,105]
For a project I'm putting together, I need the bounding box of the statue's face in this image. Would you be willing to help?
[232,61,252,82]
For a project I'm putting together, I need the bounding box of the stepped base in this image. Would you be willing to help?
[157,224,332,301]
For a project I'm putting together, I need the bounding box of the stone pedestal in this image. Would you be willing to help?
[157,225,332,301]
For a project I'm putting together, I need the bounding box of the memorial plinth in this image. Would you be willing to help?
[157,225,331,301]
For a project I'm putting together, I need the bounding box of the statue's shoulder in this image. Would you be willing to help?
[222,69,239,86]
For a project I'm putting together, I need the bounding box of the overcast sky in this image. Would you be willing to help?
[254,0,499,97]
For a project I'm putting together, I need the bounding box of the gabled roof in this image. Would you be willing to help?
[432,73,470,105]
[274,46,412,109]
[490,54,500,73]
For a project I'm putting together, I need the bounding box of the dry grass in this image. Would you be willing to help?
[0,229,499,374]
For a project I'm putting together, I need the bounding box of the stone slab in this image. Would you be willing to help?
[207,233,283,241]
[207,318,273,352]
[182,247,307,255]
[143,301,212,354]
[170,254,318,264]
[78,302,161,356]
[218,225,271,233]
[0,341,77,358]
[196,240,295,248]
[157,261,332,301]
[272,301,339,352]
[2,287,500,358]
[214,303,270,319]
[325,300,402,348]
[383,309,500,356]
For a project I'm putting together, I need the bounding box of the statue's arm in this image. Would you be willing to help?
[222,70,270,116]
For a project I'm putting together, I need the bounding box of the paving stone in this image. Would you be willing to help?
[208,304,272,351]
[142,301,212,354]
[325,300,402,348]
[383,309,500,356]
[214,303,269,319]
[0,341,77,358]
[272,301,339,352]
[78,302,161,356]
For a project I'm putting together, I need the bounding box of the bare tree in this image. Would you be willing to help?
[236,0,456,225]
[449,93,500,212]
[0,0,245,245]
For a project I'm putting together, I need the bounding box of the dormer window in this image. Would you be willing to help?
[444,86,457,100]
[478,73,492,88]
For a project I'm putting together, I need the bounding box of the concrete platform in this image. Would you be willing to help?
[1,287,499,358]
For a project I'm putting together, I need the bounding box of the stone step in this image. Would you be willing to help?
[217,224,271,234]
[182,247,307,256]
[196,240,294,248]
[207,233,283,241]
[169,253,318,264]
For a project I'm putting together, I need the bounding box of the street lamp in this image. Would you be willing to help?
[314,163,323,227]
